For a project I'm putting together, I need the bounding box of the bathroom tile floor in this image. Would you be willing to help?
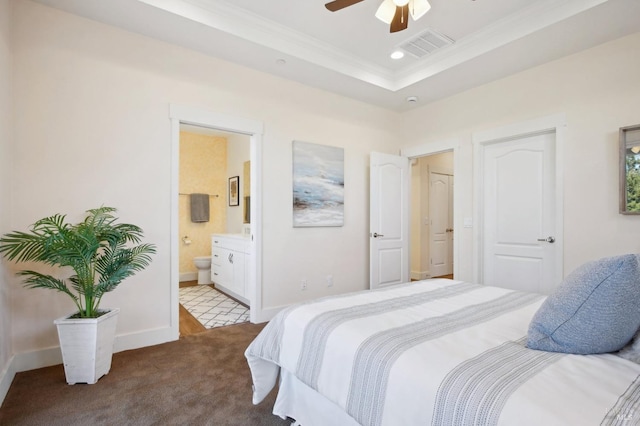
[179,285,249,329]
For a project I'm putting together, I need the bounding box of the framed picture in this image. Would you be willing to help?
[620,124,640,215]
[292,140,344,227]
[229,176,240,206]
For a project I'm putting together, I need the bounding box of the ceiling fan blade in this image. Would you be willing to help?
[325,0,366,12]
[410,0,431,21]
[375,0,396,24]
[390,5,409,33]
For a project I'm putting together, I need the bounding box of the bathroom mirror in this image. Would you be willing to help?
[620,124,640,215]
[243,161,251,223]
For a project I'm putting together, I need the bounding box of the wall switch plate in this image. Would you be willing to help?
[326,275,333,287]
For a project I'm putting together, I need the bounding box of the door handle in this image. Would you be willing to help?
[372,232,385,238]
[537,236,555,243]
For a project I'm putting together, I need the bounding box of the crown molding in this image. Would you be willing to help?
[138,0,398,89]
[139,0,609,93]
[393,0,609,90]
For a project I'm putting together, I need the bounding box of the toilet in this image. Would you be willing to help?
[193,256,212,284]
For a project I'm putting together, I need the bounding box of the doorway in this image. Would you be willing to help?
[169,105,264,341]
[410,152,454,280]
[177,125,251,336]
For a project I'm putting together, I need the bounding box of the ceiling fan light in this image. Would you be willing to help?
[410,0,431,21]
[393,0,410,6]
[375,0,397,24]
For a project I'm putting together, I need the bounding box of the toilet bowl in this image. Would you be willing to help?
[193,256,212,284]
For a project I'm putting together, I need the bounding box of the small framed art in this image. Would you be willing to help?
[229,176,240,207]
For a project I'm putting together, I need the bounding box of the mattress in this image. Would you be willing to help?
[246,279,640,425]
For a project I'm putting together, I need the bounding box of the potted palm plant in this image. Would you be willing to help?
[0,206,156,384]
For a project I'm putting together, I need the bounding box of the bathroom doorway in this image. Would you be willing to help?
[177,125,251,336]
[169,104,264,340]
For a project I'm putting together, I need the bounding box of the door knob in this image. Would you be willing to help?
[537,236,555,243]
[372,232,385,238]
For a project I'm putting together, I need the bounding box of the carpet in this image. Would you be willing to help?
[0,322,291,426]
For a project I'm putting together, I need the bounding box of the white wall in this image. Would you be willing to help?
[0,0,13,402]
[401,32,640,280]
[10,1,400,357]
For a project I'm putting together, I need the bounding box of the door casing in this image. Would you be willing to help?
[169,104,265,340]
[473,114,565,290]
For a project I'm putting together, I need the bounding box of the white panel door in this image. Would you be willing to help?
[482,132,556,293]
[429,172,453,277]
[370,152,410,289]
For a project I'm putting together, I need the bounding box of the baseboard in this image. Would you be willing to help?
[180,272,197,282]
[12,345,62,373]
[0,355,17,407]
[411,270,431,281]
[252,304,286,324]
[8,325,177,379]
[113,325,175,353]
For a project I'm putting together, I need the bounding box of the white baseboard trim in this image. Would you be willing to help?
[252,304,286,324]
[12,346,62,373]
[411,270,431,281]
[0,355,17,407]
[113,326,175,353]
[7,326,177,378]
[180,272,197,282]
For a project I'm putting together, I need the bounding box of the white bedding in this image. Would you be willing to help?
[245,279,640,425]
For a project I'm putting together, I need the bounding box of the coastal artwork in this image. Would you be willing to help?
[292,140,344,227]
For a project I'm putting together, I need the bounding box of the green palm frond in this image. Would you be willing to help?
[17,270,81,312]
[0,206,156,318]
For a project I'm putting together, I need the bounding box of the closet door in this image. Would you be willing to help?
[429,171,453,277]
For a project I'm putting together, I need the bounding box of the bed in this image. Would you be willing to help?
[245,277,640,425]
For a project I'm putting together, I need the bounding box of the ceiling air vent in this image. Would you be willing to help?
[399,29,454,59]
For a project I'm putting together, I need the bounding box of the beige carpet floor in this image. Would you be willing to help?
[0,322,290,425]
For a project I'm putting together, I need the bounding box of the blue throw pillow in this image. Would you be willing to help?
[527,254,640,354]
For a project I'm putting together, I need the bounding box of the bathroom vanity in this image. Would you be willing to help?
[211,234,250,305]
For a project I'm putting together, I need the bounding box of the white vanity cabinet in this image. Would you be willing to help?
[211,234,249,305]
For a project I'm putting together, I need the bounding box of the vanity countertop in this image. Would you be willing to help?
[212,233,249,240]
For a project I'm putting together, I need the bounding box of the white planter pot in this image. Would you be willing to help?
[54,308,120,385]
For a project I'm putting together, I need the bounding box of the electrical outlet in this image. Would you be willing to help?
[326,275,333,287]
[301,279,307,291]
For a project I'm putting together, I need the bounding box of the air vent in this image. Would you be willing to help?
[399,29,454,59]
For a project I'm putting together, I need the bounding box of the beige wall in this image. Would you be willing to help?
[9,1,400,355]
[0,0,13,397]
[402,32,640,281]
[178,131,227,275]
[11,0,640,377]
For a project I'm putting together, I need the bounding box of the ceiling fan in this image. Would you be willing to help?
[325,0,432,33]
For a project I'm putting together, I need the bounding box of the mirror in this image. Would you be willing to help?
[620,124,640,214]
[243,161,251,223]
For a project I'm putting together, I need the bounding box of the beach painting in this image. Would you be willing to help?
[292,140,344,227]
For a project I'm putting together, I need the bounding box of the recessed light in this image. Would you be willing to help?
[390,50,404,60]
[406,96,419,103]
[276,59,287,66]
